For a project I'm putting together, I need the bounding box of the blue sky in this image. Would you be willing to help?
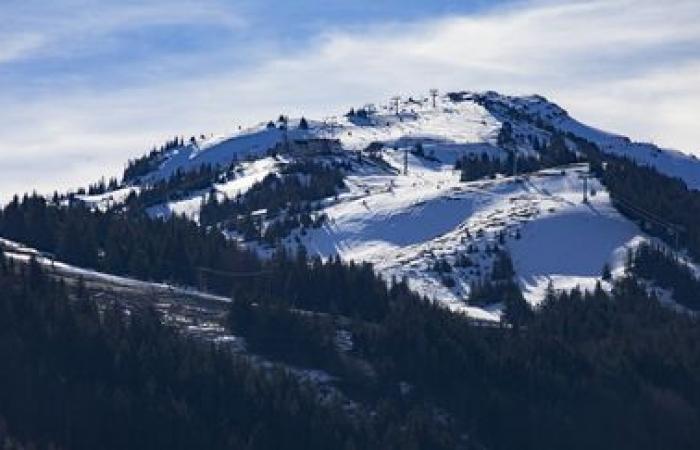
[1,0,699,200]
[2,0,511,93]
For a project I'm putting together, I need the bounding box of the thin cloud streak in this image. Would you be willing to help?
[0,0,245,64]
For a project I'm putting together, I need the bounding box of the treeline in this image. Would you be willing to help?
[200,160,345,242]
[485,105,700,264]
[84,176,120,196]
[202,160,344,222]
[629,242,700,310]
[0,189,362,304]
[455,133,579,182]
[455,152,540,181]
[430,247,531,326]
[588,150,700,260]
[126,163,222,209]
[0,194,260,288]
[123,136,185,182]
[468,251,532,324]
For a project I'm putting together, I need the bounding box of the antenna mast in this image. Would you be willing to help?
[429,88,439,108]
[391,96,401,115]
[281,115,289,152]
[578,172,591,203]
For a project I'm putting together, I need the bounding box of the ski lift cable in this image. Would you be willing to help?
[197,266,274,278]
[610,195,683,233]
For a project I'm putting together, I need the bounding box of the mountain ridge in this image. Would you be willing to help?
[68,90,700,321]
[114,90,700,189]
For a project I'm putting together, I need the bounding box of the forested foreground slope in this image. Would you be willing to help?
[3,90,700,449]
[2,246,700,450]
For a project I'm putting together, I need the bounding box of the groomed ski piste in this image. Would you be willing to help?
[76,91,700,321]
[299,156,641,321]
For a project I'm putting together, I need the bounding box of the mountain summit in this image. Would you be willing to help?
[73,90,700,320]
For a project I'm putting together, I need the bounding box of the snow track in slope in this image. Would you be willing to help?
[299,161,646,320]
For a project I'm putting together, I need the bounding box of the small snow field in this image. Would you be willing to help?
[145,126,286,183]
[146,156,281,220]
[509,174,641,304]
[75,186,140,211]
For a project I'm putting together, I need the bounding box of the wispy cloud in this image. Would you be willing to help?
[0,0,245,63]
[1,0,699,200]
[0,32,45,63]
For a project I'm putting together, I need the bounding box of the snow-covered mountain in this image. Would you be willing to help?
[79,91,700,320]
[109,91,700,189]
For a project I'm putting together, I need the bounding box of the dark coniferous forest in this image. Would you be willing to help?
[3,242,700,449]
[3,129,700,449]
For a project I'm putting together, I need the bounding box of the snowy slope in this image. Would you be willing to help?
[146,126,284,182]
[135,91,700,191]
[471,92,700,190]
[0,237,230,304]
[140,95,506,185]
[91,90,700,320]
[508,169,640,303]
[147,156,281,220]
[297,154,644,319]
[75,186,140,211]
